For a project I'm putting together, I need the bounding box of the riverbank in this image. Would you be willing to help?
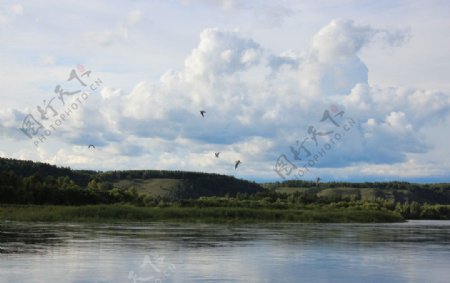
[0,205,404,223]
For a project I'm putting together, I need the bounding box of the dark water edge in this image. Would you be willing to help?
[1,220,449,282]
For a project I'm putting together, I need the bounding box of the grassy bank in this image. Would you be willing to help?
[0,205,404,223]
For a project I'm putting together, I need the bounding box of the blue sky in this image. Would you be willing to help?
[1,0,450,182]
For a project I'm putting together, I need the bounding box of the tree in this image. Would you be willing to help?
[409,201,421,219]
[88,179,99,190]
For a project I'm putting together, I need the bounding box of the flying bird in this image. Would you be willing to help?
[215,152,220,158]
[88,144,95,149]
[235,160,241,169]
[200,110,206,117]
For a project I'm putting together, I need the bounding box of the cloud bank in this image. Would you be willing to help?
[3,19,450,180]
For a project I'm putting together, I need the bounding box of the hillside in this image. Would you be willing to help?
[0,157,263,205]
[267,180,450,205]
[0,157,95,186]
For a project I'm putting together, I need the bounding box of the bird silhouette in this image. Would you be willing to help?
[235,160,241,169]
[88,144,95,149]
[215,152,220,158]
[200,110,206,117]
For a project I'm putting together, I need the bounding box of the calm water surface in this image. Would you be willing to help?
[1,220,449,283]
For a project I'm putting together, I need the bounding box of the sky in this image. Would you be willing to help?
[1,0,450,183]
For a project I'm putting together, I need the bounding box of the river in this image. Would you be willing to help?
[1,220,449,282]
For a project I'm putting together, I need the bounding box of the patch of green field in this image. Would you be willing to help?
[359,188,378,200]
[316,188,357,202]
[112,178,184,197]
[275,187,313,194]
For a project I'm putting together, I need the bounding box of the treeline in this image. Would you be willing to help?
[0,171,140,205]
[266,180,450,205]
[98,170,233,181]
[0,157,94,186]
[267,179,450,191]
[168,175,262,199]
[169,192,450,220]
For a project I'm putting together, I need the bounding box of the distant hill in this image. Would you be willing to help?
[266,180,450,205]
[0,157,263,204]
[0,157,95,186]
[96,169,263,199]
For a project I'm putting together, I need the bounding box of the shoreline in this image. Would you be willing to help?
[0,204,404,223]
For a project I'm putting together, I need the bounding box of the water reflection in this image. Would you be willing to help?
[0,222,67,254]
[0,221,449,282]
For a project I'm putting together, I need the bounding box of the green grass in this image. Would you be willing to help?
[359,188,379,200]
[275,187,312,193]
[318,188,356,198]
[0,205,404,223]
[112,178,184,197]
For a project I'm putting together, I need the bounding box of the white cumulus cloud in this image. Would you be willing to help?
[2,19,449,180]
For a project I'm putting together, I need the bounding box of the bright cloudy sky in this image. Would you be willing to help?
[1,0,450,182]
